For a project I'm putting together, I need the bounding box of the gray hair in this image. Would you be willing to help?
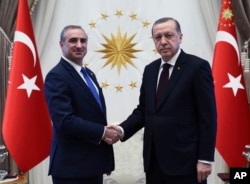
[151,17,182,35]
[60,25,87,41]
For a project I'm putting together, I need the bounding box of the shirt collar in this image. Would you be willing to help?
[160,48,181,67]
[62,55,82,73]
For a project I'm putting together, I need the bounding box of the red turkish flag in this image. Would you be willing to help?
[212,0,250,167]
[2,0,52,173]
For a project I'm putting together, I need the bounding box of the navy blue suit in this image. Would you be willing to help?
[120,50,217,177]
[44,58,114,179]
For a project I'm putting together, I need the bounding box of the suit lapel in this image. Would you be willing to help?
[60,59,106,114]
[147,60,161,111]
[60,59,85,86]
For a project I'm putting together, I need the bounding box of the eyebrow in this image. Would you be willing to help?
[68,37,88,41]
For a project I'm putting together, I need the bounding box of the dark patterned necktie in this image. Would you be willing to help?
[156,63,171,104]
[81,67,102,110]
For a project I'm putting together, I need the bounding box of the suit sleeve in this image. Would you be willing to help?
[120,70,147,141]
[194,60,217,161]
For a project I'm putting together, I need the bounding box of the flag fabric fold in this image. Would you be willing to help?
[2,0,52,173]
[212,0,250,167]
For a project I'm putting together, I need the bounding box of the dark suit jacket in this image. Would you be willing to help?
[120,50,217,175]
[44,58,114,178]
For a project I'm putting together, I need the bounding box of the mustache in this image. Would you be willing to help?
[160,46,170,50]
[74,48,85,52]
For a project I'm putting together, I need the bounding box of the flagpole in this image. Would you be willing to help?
[29,0,39,15]
[242,39,250,104]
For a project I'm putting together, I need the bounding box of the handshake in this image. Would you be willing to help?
[102,124,124,145]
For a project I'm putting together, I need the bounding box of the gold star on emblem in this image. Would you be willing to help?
[130,13,137,20]
[129,81,137,89]
[153,48,158,54]
[96,27,142,75]
[101,13,109,20]
[82,62,89,67]
[89,20,96,28]
[115,84,123,92]
[115,10,123,18]
[101,81,109,89]
[142,20,150,28]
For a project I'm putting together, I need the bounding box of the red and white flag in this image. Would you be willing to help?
[2,0,52,173]
[212,0,250,167]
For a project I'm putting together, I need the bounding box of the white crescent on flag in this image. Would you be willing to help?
[215,30,240,65]
[14,31,37,67]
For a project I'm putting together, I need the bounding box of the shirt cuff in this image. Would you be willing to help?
[118,126,124,139]
[99,127,106,144]
[198,160,213,164]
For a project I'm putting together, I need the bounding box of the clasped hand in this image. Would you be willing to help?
[102,124,123,145]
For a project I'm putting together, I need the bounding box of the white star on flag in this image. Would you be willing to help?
[17,74,40,98]
[223,73,244,96]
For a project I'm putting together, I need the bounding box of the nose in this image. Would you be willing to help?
[160,36,168,45]
[76,40,82,47]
